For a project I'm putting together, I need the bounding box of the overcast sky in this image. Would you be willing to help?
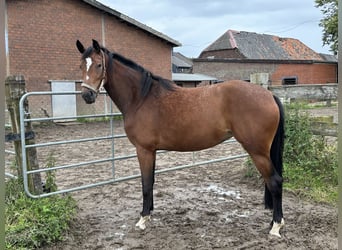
[98,0,331,58]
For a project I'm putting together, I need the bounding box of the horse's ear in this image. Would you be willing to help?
[76,40,85,54]
[92,39,101,53]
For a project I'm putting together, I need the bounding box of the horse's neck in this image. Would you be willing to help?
[104,62,142,114]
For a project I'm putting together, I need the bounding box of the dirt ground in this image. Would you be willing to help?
[5,106,338,250]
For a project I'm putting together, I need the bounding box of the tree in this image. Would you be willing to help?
[315,0,338,55]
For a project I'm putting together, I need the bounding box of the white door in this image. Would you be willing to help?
[51,81,76,120]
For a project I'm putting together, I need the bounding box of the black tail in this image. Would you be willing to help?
[264,95,285,209]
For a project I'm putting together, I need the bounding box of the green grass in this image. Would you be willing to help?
[284,162,337,204]
[5,178,77,249]
[5,153,77,249]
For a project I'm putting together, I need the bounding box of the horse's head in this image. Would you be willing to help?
[76,39,107,104]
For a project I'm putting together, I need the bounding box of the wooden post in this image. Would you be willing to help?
[1,1,6,248]
[5,75,42,194]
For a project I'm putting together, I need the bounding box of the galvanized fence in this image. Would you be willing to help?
[7,90,248,198]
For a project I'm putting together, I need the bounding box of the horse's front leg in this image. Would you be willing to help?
[135,146,156,230]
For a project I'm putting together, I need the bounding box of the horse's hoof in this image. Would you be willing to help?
[135,215,151,230]
[269,218,285,238]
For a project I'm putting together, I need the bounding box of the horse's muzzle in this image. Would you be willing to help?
[82,89,97,104]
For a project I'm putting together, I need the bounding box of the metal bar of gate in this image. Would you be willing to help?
[109,97,116,177]
[26,153,248,198]
[19,91,248,199]
[25,134,126,149]
[24,139,240,174]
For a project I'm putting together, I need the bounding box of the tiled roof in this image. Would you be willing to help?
[202,30,325,61]
[172,52,193,68]
[82,0,181,47]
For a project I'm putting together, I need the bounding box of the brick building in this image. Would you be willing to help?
[5,0,180,116]
[193,30,337,85]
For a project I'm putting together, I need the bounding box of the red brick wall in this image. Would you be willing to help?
[103,15,171,75]
[271,63,337,85]
[7,0,172,92]
[193,60,337,85]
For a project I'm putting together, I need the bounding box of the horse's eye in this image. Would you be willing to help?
[97,64,102,68]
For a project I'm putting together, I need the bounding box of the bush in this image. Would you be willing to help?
[6,172,76,249]
[283,103,337,203]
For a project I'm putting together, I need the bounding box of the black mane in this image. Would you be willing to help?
[111,52,176,97]
[83,46,176,98]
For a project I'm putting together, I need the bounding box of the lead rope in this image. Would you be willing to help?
[98,49,107,91]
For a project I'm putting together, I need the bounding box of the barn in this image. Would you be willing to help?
[172,52,218,87]
[5,0,180,117]
[193,30,337,85]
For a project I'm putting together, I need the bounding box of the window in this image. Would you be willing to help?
[282,76,297,85]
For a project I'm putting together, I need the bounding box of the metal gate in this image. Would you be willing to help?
[18,91,248,198]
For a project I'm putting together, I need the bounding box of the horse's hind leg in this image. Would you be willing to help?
[249,153,284,237]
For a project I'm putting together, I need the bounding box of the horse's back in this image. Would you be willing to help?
[182,80,278,125]
[216,80,275,106]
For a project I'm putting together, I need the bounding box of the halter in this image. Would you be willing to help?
[81,49,107,94]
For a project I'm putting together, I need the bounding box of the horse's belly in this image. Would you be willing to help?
[159,129,233,152]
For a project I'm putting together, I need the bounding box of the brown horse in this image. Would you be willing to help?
[76,39,285,237]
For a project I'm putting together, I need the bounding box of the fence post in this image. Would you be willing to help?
[5,75,42,194]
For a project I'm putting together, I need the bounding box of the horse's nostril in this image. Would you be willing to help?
[82,90,96,104]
